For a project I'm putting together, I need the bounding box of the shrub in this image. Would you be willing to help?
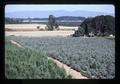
[73,27,85,37]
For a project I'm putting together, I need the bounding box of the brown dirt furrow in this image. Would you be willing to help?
[48,57,88,79]
[10,40,25,49]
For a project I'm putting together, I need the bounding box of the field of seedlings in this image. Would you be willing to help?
[8,36,115,79]
[5,37,72,79]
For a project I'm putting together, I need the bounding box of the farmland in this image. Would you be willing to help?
[5,24,77,37]
[5,24,78,31]
[5,23,115,79]
[5,4,115,79]
[7,36,115,79]
[5,37,72,79]
[5,31,75,37]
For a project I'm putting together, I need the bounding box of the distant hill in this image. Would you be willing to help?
[27,16,86,21]
[56,16,85,21]
[5,10,114,18]
[5,16,84,26]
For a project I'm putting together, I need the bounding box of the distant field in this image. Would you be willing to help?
[5,31,75,37]
[5,24,77,37]
[5,24,78,31]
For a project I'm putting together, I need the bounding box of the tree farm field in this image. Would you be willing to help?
[5,24,115,79]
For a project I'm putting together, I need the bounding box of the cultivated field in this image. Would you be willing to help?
[5,37,72,79]
[5,24,115,79]
[6,36,115,79]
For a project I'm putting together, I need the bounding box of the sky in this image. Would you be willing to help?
[5,4,115,14]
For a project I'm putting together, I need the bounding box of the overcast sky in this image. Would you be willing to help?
[5,4,115,14]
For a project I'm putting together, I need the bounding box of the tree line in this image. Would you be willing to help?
[73,15,115,37]
[5,17,23,24]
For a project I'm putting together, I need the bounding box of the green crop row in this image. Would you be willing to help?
[5,37,72,79]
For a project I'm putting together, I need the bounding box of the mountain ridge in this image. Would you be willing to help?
[5,10,114,18]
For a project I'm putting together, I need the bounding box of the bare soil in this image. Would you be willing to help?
[5,31,75,37]
[5,24,78,31]
[5,24,77,37]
